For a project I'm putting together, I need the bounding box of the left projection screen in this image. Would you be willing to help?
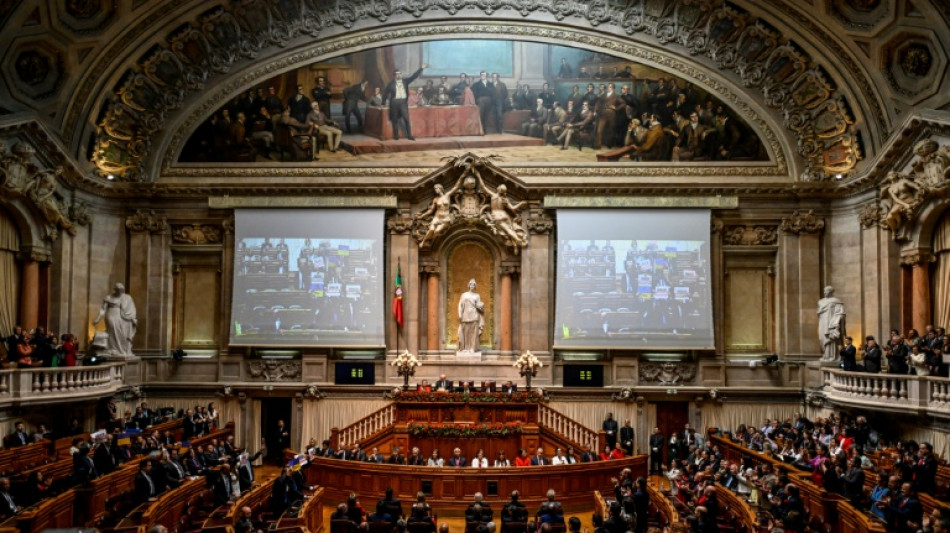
[229,209,386,347]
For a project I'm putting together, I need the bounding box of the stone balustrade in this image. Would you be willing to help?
[822,368,950,415]
[0,362,126,405]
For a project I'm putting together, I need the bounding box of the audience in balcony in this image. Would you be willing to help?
[844,324,949,375]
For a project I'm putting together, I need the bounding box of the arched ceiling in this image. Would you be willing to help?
[1,0,948,186]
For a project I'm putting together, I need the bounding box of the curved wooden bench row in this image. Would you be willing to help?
[294,454,647,511]
[647,482,684,533]
[275,486,325,533]
[0,440,51,476]
[0,488,76,532]
[202,475,277,533]
[707,433,887,533]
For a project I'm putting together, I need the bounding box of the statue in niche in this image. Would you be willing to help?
[474,165,528,249]
[93,283,138,357]
[25,166,77,236]
[817,285,846,362]
[415,181,461,249]
[457,279,485,354]
[880,170,924,232]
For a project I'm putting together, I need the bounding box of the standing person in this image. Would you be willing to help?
[840,336,857,371]
[864,336,883,373]
[311,77,332,119]
[620,420,635,456]
[603,413,619,449]
[649,427,665,475]
[490,73,508,134]
[286,85,311,124]
[470,71,494,133]
[382,64,429,140]
[341,80,369,134]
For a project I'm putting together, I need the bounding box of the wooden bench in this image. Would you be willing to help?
[202,475,276,533]
[275,486,325,533]
[0,441,51,476]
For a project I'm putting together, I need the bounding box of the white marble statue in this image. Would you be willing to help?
[93,283,137,357]
[817,285,845,361]
[457,279,485,354]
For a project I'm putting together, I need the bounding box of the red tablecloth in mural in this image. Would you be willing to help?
[364,105,484,140]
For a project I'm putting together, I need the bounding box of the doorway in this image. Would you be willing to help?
[261,397,292,463]
[655,401,689,464]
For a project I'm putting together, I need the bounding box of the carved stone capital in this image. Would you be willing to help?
[857,202,884,229]
[526,209,553,235]
[420,264,440,275]
[172,223,222,244]
[711,219,724,234]
[779,210,825,235]
[126,209,167,233]
[501,264,521,276]
[18,247,51,263]
[387,210,414,234]
[900,251,935,267]
[221,217,234,235]
[722,225,778,246]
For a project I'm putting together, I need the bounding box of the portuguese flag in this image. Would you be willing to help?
[393,262,404,328]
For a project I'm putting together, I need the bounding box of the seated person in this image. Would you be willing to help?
[365,446,385,463]
[456,381,477,394]
[416,380,432,393]
[0,477,20,518]
[434,374,452,392]
[346,492,367,524]
[331,503,358,533]
[407,505,436,533]
[377,487,403,522]
[537,502,564,525]
[466,492,493,521]
[501,491,527,524]
[411,492,432,518]
[467,503,487,525]
[500,381,517,394]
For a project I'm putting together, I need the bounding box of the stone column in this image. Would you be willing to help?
[520,208,553,356]
[901,251,934,331]
[777,210,825,357]
[387,209,417,359]
[500,264,520,354]
[125,210,168,355]
[422,265,440,352]
[18,254,40,330]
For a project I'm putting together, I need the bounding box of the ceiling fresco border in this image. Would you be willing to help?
[66,0,880,184]
[159,22,789,180]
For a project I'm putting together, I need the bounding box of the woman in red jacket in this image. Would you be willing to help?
[514,448,531,467]
[61,334,78,366]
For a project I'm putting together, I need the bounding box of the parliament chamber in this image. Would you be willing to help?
[2,1,950,532]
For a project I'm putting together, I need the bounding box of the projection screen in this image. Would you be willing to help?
[230,209,385,347]
[554,209,714,349]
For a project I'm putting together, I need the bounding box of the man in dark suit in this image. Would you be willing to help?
[8,422,29,447]
[237,453,257,492]
[73,445,98,484]
[632,477,650,533]
[885,482,923,533]
[620,420,635,456]
[602,413,619,449]
[317,440,335,459]
[365,446,385,463]
[470,71,495,131]
[490,73,508,134]
[840,336,857,371]
[407,446,426,466]
[447,447,467,467]
[287,85,312,124]
[133,459,157,504]
[580,445,598,462]
[388,446,406,465]
[211,464,234,506]
[648,427,665,475]
[864,336,883,373]
[434,374,452,392]
[273,420,290,459]
[915,442,939,495]
[182,409,198,440]
[311,77,332,118]
[94,434,118,474]
[530,447,549,466]
[382,64,429,140]
[0,478,19,518]
[271,466,304,516]
[341,80,368,134]
[377,487,403,523]
[501,381,517,395]
[165,449,187,489]
[4,326,23,360]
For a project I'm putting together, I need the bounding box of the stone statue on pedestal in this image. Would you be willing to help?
[817,285,845,362]
[457,279,484,354]
[93,283,137,357]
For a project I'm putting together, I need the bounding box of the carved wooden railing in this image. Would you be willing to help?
[648,482,685,533]
[538,404,601,452]
[0,362,126,405]
[332,403,396,448]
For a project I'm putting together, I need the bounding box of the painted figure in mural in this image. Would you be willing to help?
[457,279,485,353]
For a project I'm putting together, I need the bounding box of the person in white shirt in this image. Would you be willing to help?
[736,468,754,495]
[471,449,488,468]
[664,461,682,496]
[551,447,569,465]
[493,450,510,467]
[563,446,578,464]
[428,449,443,467]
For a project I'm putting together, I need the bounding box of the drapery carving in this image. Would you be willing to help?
[875,139,950,239]
[0,141,86,240]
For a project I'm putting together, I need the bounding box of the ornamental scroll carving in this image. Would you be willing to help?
[413,153,529,253]
[0,141,87,240]
[126,209,167,233]
[875,139,950,239]
[722,225,778,246]
[247,359,301,382]
[84,0,864,181]
[779,210,825,235]
[171,224,222,244]
[639,362,697,385]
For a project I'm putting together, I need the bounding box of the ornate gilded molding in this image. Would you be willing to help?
[78,0,879,181]
[171,223,222,244]
[125,208,168,233]
[900,251,935,267]
[639,362,697,384]
[722,225,778,246]
[779,210,825,235]
[247,359,301,382]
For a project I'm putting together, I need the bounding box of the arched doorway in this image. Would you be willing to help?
[0,207,21,341]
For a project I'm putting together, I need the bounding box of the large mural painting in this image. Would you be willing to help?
[179,40,768,165]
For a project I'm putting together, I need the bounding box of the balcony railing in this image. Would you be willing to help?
[821,368,950,416]
[0,362,126,404]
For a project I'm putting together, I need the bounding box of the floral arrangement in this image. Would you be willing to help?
[513,350,543,377]
[393,390,544,403]
[407,421,523,438]
[390,351,422,373]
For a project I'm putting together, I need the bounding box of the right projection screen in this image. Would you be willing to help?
[554,209,714,349]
